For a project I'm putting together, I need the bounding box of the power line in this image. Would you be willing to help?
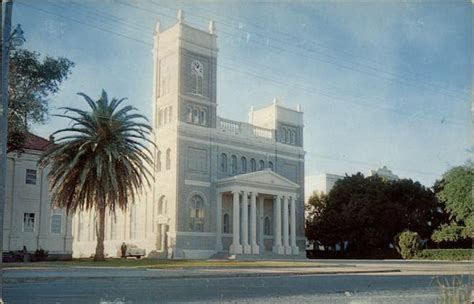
[147,0,469,101]
[18,2,469,127]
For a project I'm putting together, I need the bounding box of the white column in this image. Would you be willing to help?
[282,195,291,254]
[258,196,265,253]
[249,192,259,254]
[229,191,242,254]
[241,191,251,254]
[272,195,284,254]
[216,192,223,251]
[290,196,299,255]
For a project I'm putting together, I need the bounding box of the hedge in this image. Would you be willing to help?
[417,249,473,261]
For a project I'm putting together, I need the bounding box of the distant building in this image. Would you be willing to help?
[368,166,399,180]
[306,166,399,200]
[4,134,73,259]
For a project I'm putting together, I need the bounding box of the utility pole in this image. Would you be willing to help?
[0,1,13,302]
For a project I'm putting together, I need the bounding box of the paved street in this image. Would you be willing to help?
[2,273,469,304]
[2,260,472,303]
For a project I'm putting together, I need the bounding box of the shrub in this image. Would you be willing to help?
[418,249,473,261]
[33,248,49,262]
[395,230,421,259]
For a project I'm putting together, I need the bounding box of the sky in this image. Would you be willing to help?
[12,0,472,187]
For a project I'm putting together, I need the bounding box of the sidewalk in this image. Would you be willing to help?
[3,259,472,282]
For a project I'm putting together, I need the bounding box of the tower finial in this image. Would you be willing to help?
[208,20,216,34]
[273,97,278,105]
[296,104,301,112]
[177,9,184,24]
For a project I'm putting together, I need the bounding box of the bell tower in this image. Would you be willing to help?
[152,10,218,130]
[151,10,219,255]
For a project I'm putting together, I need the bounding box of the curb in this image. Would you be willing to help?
[3,268,402,283]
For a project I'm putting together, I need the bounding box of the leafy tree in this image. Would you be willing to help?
[432,165,473,243]
[39,90,154,261]
[305,173,438,256]
[395,230,421,259]
[8,49,74,152]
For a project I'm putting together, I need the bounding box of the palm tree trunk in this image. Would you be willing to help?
[94,205,106,261]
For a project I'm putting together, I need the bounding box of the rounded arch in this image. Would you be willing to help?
[231,155,237,174]
[157,195,167,215]
[241,156,247,173]
[259,160,265,171]
[166,148,171,170]
[220,153,228,172]
[188,193,206,232]
[250,158,256,172]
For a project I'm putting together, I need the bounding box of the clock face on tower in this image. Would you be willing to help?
[191,60,203,77]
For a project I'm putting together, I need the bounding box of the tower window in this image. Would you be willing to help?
[166,148,171,170]
[158,196,167,215]
[268,161,274,171]
[156,150,162,172]
[187,107,193,123]
[194,108,199,124]
[259,160,265,171]
[199,109,207,125]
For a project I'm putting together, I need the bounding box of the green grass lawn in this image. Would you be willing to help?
[3,258,320,269]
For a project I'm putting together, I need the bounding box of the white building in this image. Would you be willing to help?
[72,11,306,259]
[306,166,399,199]
[4,134,73,259]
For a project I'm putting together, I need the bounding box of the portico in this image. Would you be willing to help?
[216,170,300,256]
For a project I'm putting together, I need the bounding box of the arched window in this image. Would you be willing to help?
[268,161,273,171]
[259,160,265,171]
[199,109,206,125]
[281,128,286,143]
[264,217,272,235]
[190,195,204,232]
[156,150,162,172]
[241,157,247,173]
[158,196,167,215]
[286,129,290,143]
[289,129,294,144]
[191,60,204,95]
[193,108,199,124]
[231,155,237,174]
[168,106,173,123]
[223,213,230,233]
[186,106,193,123]
[250,158,256,172]
[166,148,171,170]
[220,153,228,172]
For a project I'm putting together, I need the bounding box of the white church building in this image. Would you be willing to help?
[72,11,306,259]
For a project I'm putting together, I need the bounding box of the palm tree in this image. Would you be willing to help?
[40,90,154,261]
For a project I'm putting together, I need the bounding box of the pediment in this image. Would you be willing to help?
[217,169,300,190]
